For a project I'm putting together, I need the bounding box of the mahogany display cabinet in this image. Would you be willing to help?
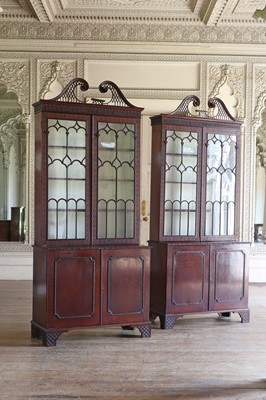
[31,78,151,346]
[149,95,250,329]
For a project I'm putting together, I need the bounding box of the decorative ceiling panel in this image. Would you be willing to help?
[0,0,265,43]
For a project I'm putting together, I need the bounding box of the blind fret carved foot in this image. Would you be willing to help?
[238,309,250,323]
[159,315,183,329]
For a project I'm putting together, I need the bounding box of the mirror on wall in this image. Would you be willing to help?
[0,82,26,242]
[254,101,266,244]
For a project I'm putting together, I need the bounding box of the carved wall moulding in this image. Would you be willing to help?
[38,60,76,99]
[208,63,245,119]
[254,91,266,166]
[0,61,29,113]
[253,66,266,129]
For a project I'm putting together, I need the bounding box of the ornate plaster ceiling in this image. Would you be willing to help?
[0,0,265,24]
[0,0,266,45]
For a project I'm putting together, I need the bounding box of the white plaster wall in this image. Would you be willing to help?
[0,252,33,280]
[249,251,266,282]
[0,47,266,281]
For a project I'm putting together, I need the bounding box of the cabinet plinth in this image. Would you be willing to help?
[149,96,249,328]
[32,79,151,346]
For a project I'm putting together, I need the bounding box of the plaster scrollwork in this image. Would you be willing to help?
[254,67,266,97]
[208,64,245,119]
[0,110,16,123]
[253,65,266,245]
[0,114,24,169]
[0,62,29,113]
[20,138,27,171]
[21,113,31,126]
[39,61,76,99]
[253,67,266,130]
[254,94,266,167]
[0,136,12,169]
[253,93,266,131]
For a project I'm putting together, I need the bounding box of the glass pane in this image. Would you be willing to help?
[98,164,116,200]
[68,123,86,147]
[68,180,86,200]
[97,121,135,239]
[48,123,67,146]
[68,160,86,179]
[48,180,66,200]
[47,118,86,240]
[47,160,66,179]
[205,134,236,236]
[164,130,198,236]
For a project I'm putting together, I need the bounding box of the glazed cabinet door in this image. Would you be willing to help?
[47,249,101,329]
[101,248,150,325]
[166,245,209,314]
[201,127,241,242]
[92,115,140,245]
[209,243,249,312]
[160,125,202,242]
[35,110,91,246]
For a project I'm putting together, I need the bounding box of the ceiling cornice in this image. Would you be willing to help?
[199,0,227,26]
[29,0,54,22]
[0,0,265,52]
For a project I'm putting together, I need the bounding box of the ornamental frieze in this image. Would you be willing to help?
[0,22,266,44]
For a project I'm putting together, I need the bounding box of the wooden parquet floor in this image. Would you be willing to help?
[0,281,266,400]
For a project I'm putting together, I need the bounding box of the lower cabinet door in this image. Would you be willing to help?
[101,248,150,325]
[47,249,101,329]
[166,245,209,314]
[209,243,249,311]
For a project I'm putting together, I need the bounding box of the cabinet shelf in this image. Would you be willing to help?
[165,181,197,184]
[48,208,85,211]
[48,145,86,150]
[166,152,197,156]
[164,209,196,212]
[98,208,134,212]
[48,178,85,181]
[99,147,134,152]
[98,179,134,183]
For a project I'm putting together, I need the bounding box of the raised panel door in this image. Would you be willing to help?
[166,245,209,313]
[47,249,101,329]
[209,244,249,312]
[101,248,150,325]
